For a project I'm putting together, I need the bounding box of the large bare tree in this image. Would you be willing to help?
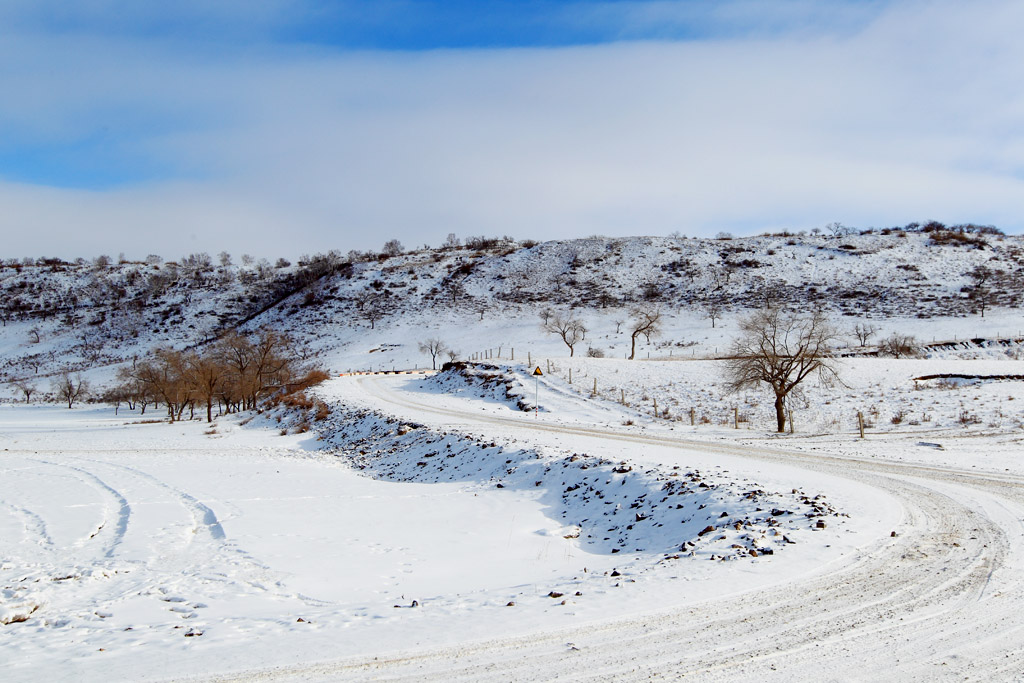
[418,338,450,370]
[725,308,841,433]
[627,306,662,360]
[541,311,587,357]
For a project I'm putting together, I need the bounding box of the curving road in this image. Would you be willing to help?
[216,375,1024,681]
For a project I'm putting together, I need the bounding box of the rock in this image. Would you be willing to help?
[548,591,564,598]
[815,520,827,529]
[698,525,715,536]
[506,601,515,607]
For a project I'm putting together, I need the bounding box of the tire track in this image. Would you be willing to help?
[203,375,1024,681]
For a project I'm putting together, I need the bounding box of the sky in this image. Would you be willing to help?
[1,0,1022,260]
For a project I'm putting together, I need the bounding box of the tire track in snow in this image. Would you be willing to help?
[202,375,1024,681]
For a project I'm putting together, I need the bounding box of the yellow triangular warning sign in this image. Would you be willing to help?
[533,367,543,376]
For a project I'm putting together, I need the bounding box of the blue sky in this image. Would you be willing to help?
[1,1,1021,258]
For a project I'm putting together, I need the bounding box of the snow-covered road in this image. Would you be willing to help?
[4,371,1024,682]
[243,374,1024,681]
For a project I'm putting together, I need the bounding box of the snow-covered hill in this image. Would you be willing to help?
[2,223,1022,395]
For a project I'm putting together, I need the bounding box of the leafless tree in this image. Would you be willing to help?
[359,296,386,329]
[218,251,233,267]
[11,380,37,403]
[382,239,404,257]
[445,348,460,363]
[705,301,722,329]
[725,308,842,433]
[28,327,41,344]
[966,265,996,317]
[627,306,662,360]
[52,370,89,409]
[879,333,920,358]
[542,311,587,357]
[443,232,461,250]
[418,338,450,370]
[853,322,879,346]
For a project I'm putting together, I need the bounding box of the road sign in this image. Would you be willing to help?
[533,367,543,376]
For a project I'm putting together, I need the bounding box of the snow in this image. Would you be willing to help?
[3,232,1024,680]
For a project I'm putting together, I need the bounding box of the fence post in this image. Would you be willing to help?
[690,407,695,426]
[568,368,572,384]
[858,412,865,439]
[621,389,625,405]
[788,409,794,434]
[653,397,658,418]
[592,378,597,396]
[734,406,738,429]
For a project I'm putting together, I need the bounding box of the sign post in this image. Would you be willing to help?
[533,366,543,418]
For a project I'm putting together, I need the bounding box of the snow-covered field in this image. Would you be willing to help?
[4,350,1024,680]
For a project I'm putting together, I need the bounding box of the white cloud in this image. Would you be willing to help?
[1,0,1022,259]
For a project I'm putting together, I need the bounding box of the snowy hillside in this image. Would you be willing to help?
[1,223,1022,394]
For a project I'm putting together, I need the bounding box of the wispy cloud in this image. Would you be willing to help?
[0,1,1021,259]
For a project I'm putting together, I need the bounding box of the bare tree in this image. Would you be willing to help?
[11,380,37,403]
[418,338,450,370]
[381,239,404,257]
[218,251,233,267]
[443,232,461,250]
[725,309,841,433]
[52,371,89,409]
[966,265,996,317]
[705,301,722,329]
[853,322,879,346]
[627,306,662,360]
[879,333,920,358]
[359,297,385,329]
[28,327,41,344]
[445,348,460,363]
[542,311,587,357]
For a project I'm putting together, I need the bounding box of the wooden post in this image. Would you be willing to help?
[621,389,625,405]
[690,407,695,426]
[568,368,572,384]
[547,359,550,373]
[858,411,865,439]
[511,348,514,361]
[653,397,658,418]
[592,378,597,396]
[788,409,794,434]
[528,351,531,366]
[734,406,738,429]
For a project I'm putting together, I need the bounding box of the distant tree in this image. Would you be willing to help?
[241,253,254,266]
[145,254,163,265]
[542,311,587,357]
[93,254,112,269]
[705,301,723,329]
[443,233,461,250]
[275,257,291,269]
[218,251,233,267]
[725,308,841,433]
[185,352,228,423]
[627,306,662,360]
[879,333,920,358]
[11,380,37,403]
[382,239,404,257]
[359,297,386,329]
[966,265,996,317]
[446,348,460,363]
[52,370,89,409]
[418,338,450,370]
[853,322,879,346]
